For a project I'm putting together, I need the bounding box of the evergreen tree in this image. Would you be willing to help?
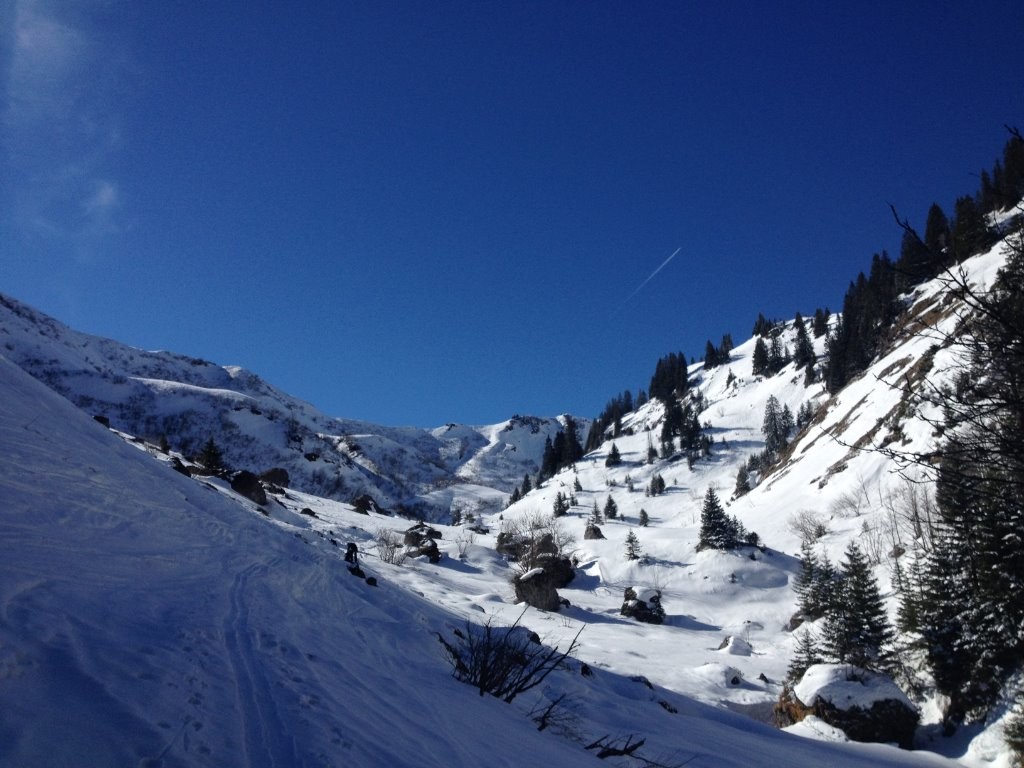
[590,500,603,525]
[761,395,789,457]
[821,543,893,671]
[951,195,991,261]
[198,437,225,472]
[603,495,618,520]
[812,307,830,338]
[520,474,532,496]
[697,487,732,550]
[788,628,824,684]
[573,475,583,493]
[646,434,658,464]
[647,473,666,496]
[751,337,769,377]
[703,339,720,369]
[552,492,569,517]
[793,313,816,370]
[507,486,521,507]
[734,465,751,497]
[649,352,689,403]
[605,442,622,467]
[624,529,642,560]
[638,508,649,527]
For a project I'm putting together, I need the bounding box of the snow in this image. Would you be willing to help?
[795,664,916,711]
[2,235,1021,765]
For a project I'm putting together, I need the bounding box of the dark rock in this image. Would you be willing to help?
[513,567,562,611]
[409,537,441,563]
[230,470,268,506]
[620,586,665,624]
[170,457,193,477]
[352,494,384,515]
[259,467,289,487]
[300,507,317,517]
[403,523,442,547]
[93,414,110,427]
[365,576,378,587]
[584,524,605,540]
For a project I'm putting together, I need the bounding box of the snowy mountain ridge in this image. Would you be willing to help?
[0,292,579,517]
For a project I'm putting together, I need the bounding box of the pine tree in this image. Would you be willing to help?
[521,474,532,495]
[734,465,751,497]
[638,508,649,527]
[751,337,769,377]
[697,487,731,551]
[603,495,618,520]
[646,434,658,464]
[624,529,642,560]
[605,442,622,467]
[573,475,583,493]
[507,486,521,507]
[552,492,569,517]
[821,543,893,670]
[198,437,225,472]
[787,628,824,684]
[761,395,788,457]
[793,313,815,370]
[590,500,603,525]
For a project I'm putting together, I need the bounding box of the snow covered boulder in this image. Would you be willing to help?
[620,587,665,624]
[777,664,918,749]
[583,523,605,540]
[513,567,562,611]
[403,523,441,547]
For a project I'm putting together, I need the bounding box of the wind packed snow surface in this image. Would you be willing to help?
[0,357,964,767]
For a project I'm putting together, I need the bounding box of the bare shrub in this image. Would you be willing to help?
[455,531,475,559]
[375,527,406,565]
[788,509,829,543]
[436,609,582,703]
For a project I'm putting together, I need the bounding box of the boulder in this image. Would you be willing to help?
[777,664,919,749]
[404,523,442,547]
[620,586,665,624]
[513,567,562,611]
[352,493,384,515]
[230,470,268,506]
[259,467,290,487]
[584,524,605,540]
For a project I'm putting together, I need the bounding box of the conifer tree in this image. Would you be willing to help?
[697,487,731,551]
[793,313,816,370]
[198,437,225,472]
[821,543,893,671]
[605,442,622,467]
[734,465,751,497]
[638,508,649,527]
[624,529,642,560]
[788,628,824,684]
[603,495,618,520]
[751,337,769,377]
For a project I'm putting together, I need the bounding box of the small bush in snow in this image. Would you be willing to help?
[436,610,581,703]
[375,527,406,565]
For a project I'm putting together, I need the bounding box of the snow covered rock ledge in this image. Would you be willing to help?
[778,664,919,749]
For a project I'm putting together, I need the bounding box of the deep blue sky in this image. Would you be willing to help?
[3,1,1023,427]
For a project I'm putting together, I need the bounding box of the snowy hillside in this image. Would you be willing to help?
[1,232,1021,765]
[0,293,578,518]
[0,353,966,767]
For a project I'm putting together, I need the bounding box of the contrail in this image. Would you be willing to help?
[613,246,682,313]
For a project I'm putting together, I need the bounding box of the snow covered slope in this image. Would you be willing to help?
[0,294,576,517]
[0,354,963,767]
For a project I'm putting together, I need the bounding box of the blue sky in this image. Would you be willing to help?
[2,1,1023,427]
